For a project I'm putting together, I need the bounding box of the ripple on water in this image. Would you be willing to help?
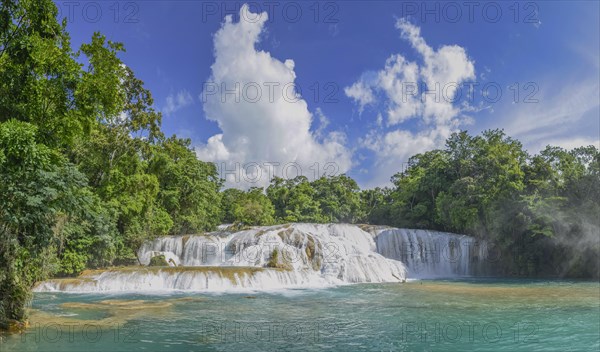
[1,279,597,352]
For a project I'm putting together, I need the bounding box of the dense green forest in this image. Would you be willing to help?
[0,0,598,330]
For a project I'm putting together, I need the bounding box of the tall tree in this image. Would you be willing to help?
[267,176,323,223]
[0,121,88,329]
[149,136,222,234]
[232,187,275,226]
[312,175,363,223]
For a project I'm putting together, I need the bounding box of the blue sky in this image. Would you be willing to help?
[58,1,599,188]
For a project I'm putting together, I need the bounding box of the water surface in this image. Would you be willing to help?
[2,279,599,351]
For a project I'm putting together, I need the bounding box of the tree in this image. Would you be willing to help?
[267,176,324,222]
[266,177,291,220]
[68,32,182,262]
[0,120,88,329]
[359,187,392,225]
[389,149,451,229]
[377,129,599,278]
[0,1,226,329]
[220,188,245,224]
[0,0,87,148]
[0,0,101,329]
[312,175,363,223]
[149,136,222,234]
[232,188,275,226]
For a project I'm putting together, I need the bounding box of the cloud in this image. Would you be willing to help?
[313,108,330,139]
[347,19,475,126]
[359,124,458,188]
[539,137,600,151]
[196,4,351,188]
[501,80,600,154]
[163,90,193,116]
[344,79,376,114]
[346,19,476,187]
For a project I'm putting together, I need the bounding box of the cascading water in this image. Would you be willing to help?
[35,224,408,293]
[374,228,489,278]
[34,224,488,293]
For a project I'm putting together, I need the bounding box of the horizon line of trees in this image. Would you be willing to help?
[0,0,598,330]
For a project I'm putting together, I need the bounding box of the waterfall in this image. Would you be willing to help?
[35,224,408,293]
[34,267,333,293]
[34,224,489,293]
[374,228,489,278]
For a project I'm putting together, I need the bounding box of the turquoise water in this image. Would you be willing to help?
[2,279,599,351]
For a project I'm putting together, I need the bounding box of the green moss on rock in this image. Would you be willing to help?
[266,249,293,270]
[149,255,169,267]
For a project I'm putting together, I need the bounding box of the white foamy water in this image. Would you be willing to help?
[35,224,409,293]
[374,228,489,278]
[33,267,333,293]
[34,224,489,292]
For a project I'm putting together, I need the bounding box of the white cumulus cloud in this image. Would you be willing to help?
[347,18,476,187]
[196,4,352,188]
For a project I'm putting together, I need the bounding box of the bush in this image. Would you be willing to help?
[149,255,169,266]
